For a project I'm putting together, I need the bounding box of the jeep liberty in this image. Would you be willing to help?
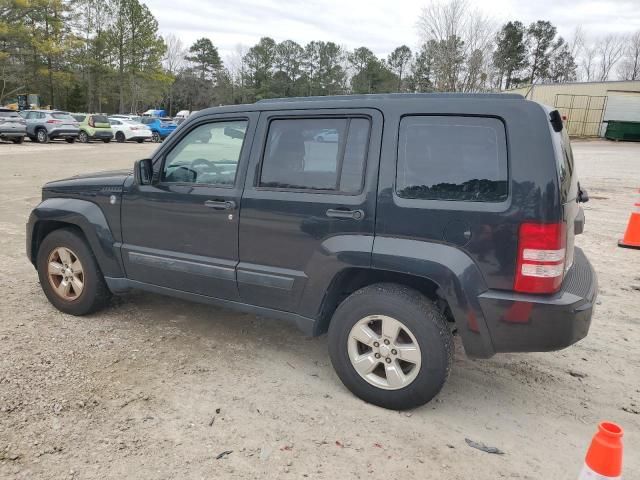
[27,94,597,410]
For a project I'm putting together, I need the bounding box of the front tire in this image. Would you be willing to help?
[65,137,76,144]
[328,283,453,410]
[11,137,24,144]
[36,228,111,315]
[136,138,144,143]
[152,132,161,143]
[102,138,111,143]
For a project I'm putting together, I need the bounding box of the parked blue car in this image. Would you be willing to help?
[140,117,177,142]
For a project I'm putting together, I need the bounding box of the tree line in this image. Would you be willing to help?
[1,0,639,115]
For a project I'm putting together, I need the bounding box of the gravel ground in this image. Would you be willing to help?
[0,139,638,480]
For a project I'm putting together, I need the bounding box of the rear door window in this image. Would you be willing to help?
[259,117,370,193]
[396,116,508,202]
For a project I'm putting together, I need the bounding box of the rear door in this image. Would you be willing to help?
[238,108,382,315]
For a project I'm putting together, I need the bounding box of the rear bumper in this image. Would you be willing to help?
[0,129,26,138]
[49,129,79,139]
[90,131,113,139]
[478,247,597,353]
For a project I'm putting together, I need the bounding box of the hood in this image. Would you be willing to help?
[43,169,132,195]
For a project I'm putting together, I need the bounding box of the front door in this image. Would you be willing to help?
[120,113,257,300]
[238,108,382,316]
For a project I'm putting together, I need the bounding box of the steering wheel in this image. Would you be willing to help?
[169,165,199,182]
[190,158,223,172]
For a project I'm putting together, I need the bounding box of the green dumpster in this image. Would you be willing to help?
[605,120,640,141]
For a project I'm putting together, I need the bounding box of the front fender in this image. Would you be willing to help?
[372,236,495,358]
[27,198,124,278]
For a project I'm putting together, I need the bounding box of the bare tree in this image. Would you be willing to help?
[580,45,597,81]
[618,30,640,80]
[163,34,186,75]
[163,34,186,116]
[597,34,625,81]
[416,0,495,91]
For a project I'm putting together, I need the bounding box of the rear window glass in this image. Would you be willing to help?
[92,115,109,124]
[51,113,74,120]
[396,116,508,202]
[73,115,86,122]
[0,110,20,117]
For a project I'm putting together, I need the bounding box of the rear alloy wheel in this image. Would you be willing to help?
[347,315,422,390]
[116,131,126,143]
[36,228,111,315]
[152,132,161,143]
[328,283,453,410]
[78,131,89,143]
[36,129,49,143]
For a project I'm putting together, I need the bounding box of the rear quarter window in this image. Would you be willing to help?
[396,116,508,202]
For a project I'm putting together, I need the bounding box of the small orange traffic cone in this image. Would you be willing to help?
[578,422,623,479]
[619,211,640,249]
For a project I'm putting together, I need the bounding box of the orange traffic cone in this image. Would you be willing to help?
[619,211,640,249]
[578,422,623,479]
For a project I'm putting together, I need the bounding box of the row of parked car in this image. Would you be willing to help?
[0,108,179,144]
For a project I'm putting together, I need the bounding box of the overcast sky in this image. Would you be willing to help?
[146,0,640,59]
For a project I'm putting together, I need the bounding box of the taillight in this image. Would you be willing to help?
[514,222,566,294]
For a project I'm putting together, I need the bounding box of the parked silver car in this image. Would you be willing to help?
[0,108,26,143]
[23,110,80,143]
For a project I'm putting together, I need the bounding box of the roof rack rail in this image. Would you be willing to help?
[256,92,524,103]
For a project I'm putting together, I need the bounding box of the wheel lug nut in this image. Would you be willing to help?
[385,358,391,363]
[374,353,381,359]
[384,339,390,345]
[373,342,379,347]
[391,349,397,355]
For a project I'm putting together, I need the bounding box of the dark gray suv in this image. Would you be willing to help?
[26,94,597,409]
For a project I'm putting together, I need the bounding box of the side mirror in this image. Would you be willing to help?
[134,158,153,185]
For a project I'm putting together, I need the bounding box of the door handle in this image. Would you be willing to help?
[326,208,365,220]
[204,200,236,210]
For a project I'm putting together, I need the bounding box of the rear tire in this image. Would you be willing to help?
[36,228,111,316]
[78,131,89,143]
[136,138,144,143]
[11,137,24,144]
[152,132,161,143]
[65,137,76,144]
[102,138,111,143]
[36,128,49,144]
[116,131,126,143]
[328,283,453,410]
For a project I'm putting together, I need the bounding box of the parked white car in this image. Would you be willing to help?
[108,117,152,143]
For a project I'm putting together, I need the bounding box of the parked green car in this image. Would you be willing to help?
[72,114,114,143]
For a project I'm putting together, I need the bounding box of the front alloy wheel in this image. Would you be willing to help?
[152,132,161,143]
[36,228,111,315]
[348,315,422,390]
[47,247,84,301]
